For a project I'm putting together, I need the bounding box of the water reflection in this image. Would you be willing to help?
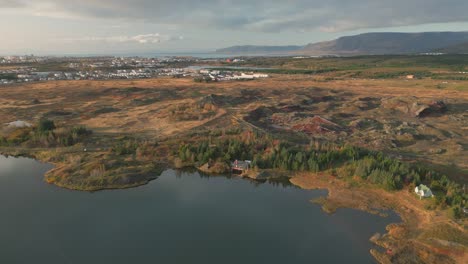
[175,168,296,189]
[0,155,400,264]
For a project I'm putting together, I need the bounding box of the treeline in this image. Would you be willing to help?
[241,55,468,72]
[433,75,468,81]
[350,71,434,79]
[208,67,338,75]
[194,76,215,83]
[0,73,18,80]
[0,119,92,148]
[347,70,468,80]
[178,133,466,218]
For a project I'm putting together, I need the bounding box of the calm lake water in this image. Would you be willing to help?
[0,155,399,264]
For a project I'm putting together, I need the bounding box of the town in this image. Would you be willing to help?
[0,55,267,85]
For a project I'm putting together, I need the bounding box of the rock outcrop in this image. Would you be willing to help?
[382,97,447,118]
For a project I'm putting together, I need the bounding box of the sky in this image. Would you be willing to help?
[1,0,468,55]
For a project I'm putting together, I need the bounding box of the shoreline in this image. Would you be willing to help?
[0,148,166,192]
[290,172,467,263]
[0,150,466,263]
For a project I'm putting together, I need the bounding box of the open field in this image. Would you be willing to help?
[232,54,468,73]
[205,55,468,85]
[1,75,465,175]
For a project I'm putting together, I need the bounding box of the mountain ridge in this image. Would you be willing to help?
[216,31,468,55]
[301,31,468,55]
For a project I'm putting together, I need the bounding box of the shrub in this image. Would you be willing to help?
[6,128,32,144]
[113,140,138,155]
[38,119,55,132]
[448,206,462,219]
[71,126,91,136]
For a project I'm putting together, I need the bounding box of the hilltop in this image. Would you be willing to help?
[301,32,468,55]
[216,31,468,56]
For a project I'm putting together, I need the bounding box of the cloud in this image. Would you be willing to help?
[0,0,25,7]
[129,34,183,44]
[61,33,183,44]
[3,0,468,33]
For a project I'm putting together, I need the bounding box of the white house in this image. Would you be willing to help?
[415,184,433,199]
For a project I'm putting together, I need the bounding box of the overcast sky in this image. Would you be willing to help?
[1,0,467,55]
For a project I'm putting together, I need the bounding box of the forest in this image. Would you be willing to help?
[178,131,466,218]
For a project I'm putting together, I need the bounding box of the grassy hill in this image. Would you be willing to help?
[301,32,468,55]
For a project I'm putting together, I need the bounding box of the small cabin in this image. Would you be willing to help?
[415,184,433,199]
[231,160,251,174]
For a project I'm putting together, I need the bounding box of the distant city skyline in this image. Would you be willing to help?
[1,0,468,55]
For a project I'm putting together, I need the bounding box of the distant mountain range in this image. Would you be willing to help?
[216,31,468,56]
[434,42,468,54]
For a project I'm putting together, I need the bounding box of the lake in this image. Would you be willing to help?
[0,155,399,264]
